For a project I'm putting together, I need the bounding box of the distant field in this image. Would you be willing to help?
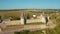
[0,11,21,16]
[0,10,59,16]
[0,10,60,20]
[0,10,42,19]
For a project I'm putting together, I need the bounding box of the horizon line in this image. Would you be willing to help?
[0,8,60,10]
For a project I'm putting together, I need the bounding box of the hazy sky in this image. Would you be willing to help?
[0,0,60,10]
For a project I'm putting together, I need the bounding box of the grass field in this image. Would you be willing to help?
[14,30,43,34]
[46,23,60,34]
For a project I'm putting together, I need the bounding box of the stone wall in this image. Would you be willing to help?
[27,19,46,23]
[3,14,49,25]
[3,20,21,25]
[3,18,46,25]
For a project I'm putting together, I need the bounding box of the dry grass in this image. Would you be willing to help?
[0,11,21,16]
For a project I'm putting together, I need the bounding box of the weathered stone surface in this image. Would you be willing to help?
[0,28,2,32]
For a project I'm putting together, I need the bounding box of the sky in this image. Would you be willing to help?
[0,0,60,10]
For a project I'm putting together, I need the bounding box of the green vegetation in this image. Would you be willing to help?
[26,22,45,25]
[7,25,24,27]
[14,30,43,34]
[46,23,60,34]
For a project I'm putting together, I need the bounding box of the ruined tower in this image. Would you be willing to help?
[40,12,49,24]
[20,11,26,25]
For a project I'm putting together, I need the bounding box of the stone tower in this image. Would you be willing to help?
[20,11,26,25]
[40,12,49,24]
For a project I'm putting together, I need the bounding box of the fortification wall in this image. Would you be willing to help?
[3,20,21,25]
[3,18,46,25]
